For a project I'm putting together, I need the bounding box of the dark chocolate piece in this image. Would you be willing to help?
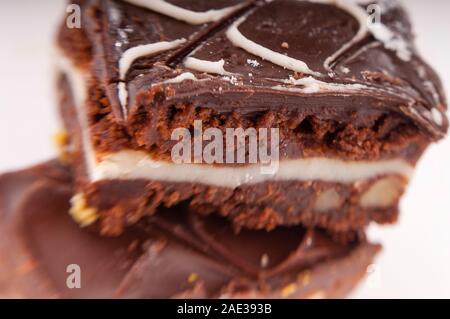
[0,161,379,298]
[79,0,447,158]
[55,0,447,235]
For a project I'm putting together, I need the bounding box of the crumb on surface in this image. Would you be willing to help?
[187,272,199,284]
[69,193,98,227]
[298,270,311,286]
[281,283,297,298]
[246,59,260,67]
[52,131,70,163]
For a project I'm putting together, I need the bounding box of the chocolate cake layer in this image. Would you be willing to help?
[0,161,380,298]
[55,0,447,234]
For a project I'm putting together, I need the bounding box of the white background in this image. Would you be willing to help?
[0,0,449,298]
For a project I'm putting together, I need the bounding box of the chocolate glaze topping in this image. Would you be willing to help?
[80,0,447,138]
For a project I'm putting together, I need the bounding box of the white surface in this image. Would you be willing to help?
[0,0,449,298]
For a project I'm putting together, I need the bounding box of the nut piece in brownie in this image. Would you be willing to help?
[0,161,380,298]
[56,0,448,235]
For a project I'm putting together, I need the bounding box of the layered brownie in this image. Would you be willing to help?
[0,161,379,298]
[56,0,448,235]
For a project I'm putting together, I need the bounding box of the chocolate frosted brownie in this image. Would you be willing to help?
[56,0,448,235]
[0,161,380,298]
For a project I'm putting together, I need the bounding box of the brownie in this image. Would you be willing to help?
[55,0,448,235]
[0,161,380,298]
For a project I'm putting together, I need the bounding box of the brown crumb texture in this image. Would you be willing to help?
[82,176,404,237]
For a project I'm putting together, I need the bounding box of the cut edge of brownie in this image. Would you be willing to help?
[56,7,435,164]
[54,0,447,235]
[57,68,409,236]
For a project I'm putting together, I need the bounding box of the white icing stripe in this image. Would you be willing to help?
[115,0,411,116]
[308,0,411,65]
[271,76,367,94]
[316,0,370,70]
[162,72,201,84]
[117,82,128,116]
[184,57,231,75]
[149,72,209,88]
[226,16,321,76]
[117,38,186,116]
[225,0,410,74]
[93,150,413,188]
[123,0,244,25]
[119,39,186,80]
[368,22,411,61]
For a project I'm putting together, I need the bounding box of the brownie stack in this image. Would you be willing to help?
[0,0,447,298]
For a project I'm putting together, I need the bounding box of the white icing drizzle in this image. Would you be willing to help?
[242,0,410,74]
[117,82,128,113]
[162,72,200,84]
[225,0,411,75]
[222,75,242,86]
[416,65,445,126]
[119,39,186,80]
[117,38,186,116]
[113,0,414,117]
[312,0,411,65]
[342,41,381,65]
[139,72,210,91]
[316,0,370,71]
[226,15,322,76]
[184,57,231,75]
[368,22,411,61]
[423,80,441,105]
[414,65,445,127]
[407,105,445,132]
[149,72,210,88]
[271,76,367,94]
[122,0,244,25]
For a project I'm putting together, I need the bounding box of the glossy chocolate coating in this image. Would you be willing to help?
[81,0,447,138]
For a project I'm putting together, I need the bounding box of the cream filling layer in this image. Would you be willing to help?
[57,53,414,189]
[94,151,413,188]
